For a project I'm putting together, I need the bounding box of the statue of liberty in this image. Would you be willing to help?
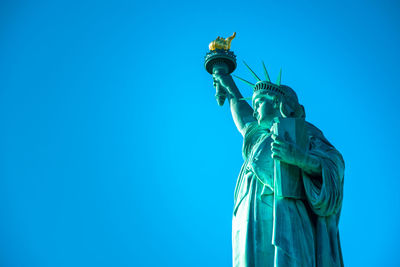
[205,34,344,266]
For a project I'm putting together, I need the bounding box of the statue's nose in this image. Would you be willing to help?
[253,111,258,119]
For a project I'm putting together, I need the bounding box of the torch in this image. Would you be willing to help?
[204,32,237,106]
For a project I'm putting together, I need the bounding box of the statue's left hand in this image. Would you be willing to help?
[270,134,307,167]
[271,134,322,175]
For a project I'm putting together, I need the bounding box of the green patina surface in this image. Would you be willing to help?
[206,51,344,267]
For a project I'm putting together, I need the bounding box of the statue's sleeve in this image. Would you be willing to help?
[303,134,345,217]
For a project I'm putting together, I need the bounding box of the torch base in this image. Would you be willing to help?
[204,49,237,74]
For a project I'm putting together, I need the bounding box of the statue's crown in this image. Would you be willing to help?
[235,61,298,103]
[254,81,285,95]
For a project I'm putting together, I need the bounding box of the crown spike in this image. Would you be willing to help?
[243,61,261,82]
[233,75,255,87]
[261,61,271,82]
[276,68,282,86]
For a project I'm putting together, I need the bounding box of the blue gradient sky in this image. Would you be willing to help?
[1,0,400,266]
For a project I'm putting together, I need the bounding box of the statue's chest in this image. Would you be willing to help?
[246,134,274,188]
[249,134,273,165]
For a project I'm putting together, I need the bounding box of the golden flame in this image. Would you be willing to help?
[209,32,236,51]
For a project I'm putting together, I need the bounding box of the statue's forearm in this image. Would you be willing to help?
[300,154,322,177]
[226,84,256,136]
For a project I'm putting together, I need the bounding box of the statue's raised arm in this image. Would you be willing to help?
[204,33,255,136]
[212,72,256,136]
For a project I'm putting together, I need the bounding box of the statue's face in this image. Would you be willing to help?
[253,93,280,127]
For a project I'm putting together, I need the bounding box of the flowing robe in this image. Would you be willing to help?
[232,121,344,267]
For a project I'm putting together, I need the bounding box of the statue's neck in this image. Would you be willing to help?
[258,120,274,130]
[259,115,280,130]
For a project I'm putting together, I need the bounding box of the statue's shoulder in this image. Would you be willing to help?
[305,121,323,137]
[305,121,345,168]
[305,121,334,149]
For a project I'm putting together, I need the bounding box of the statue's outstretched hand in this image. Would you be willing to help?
[212,72,235,94]
[271,133,322,175]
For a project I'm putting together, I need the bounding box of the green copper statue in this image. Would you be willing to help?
[205,34,344,267]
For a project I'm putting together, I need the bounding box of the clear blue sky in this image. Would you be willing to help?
[1,0,400,266]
